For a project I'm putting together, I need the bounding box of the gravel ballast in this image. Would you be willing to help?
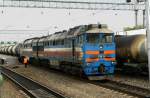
[0,78,28,98]
[5,64,136,98]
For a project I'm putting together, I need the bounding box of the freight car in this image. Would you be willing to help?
[20,24,116,80]
[11,43,22,56]
[7,45,14,55]
[115,34,148,74]
[0,44,22,56]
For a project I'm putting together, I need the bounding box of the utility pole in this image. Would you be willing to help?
[135,0,138,26]
[143,10,145,27]
[146,0,150,81]
[135,10,138,26]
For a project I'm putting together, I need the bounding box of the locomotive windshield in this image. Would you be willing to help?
[101,34,113,43]
[86,33,99,44]
[86,33,113,44]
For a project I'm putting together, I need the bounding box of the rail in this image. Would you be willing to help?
[0,66,68,98]
[92,80,150,98]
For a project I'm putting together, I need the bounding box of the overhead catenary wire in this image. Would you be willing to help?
[0,0,145,10]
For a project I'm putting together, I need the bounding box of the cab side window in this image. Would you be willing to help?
[77,35,84,46]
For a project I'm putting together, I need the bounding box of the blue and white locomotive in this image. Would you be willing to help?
[1,24,116,80]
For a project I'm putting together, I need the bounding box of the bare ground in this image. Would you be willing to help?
[0,77,28,98]
[114,74,150,89]
[5,64,136,98]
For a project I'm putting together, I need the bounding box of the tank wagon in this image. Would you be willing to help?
[20,24,116,80]
[115,34,148,74]
[0,47,3,54]
[11,43,23,56]
[4,46,9,54]
[0,44,22,56]
[2,47,5,54]
[7,45,14,55]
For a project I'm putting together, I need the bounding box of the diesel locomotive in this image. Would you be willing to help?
[0,24,116,80]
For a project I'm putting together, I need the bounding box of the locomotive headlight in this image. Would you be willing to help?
[87,63,91,66]
[112,61,116,65]
[99,55,103,58]
[100,45,103,49]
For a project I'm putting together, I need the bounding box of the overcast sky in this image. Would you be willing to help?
[0,1,145,42]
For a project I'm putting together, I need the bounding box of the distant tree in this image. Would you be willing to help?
[124,25,144,31]
[7,41,11,44]
[13,41,17,44]
[0,41,4,44]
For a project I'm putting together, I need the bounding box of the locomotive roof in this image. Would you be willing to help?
[38,24,113,41]
[86,28,113,34]
[23,24,113,43]
[24,37,39,44]
[32,38,40,43]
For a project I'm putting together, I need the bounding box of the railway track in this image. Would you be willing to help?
[0,66,68,98]
[92,80,150,98]
[31,65,150,98]
[42,67,150,98]
[1,65,150,98]
[41,66,150,98]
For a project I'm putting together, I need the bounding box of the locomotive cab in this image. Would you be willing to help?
[81,27,116,80]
